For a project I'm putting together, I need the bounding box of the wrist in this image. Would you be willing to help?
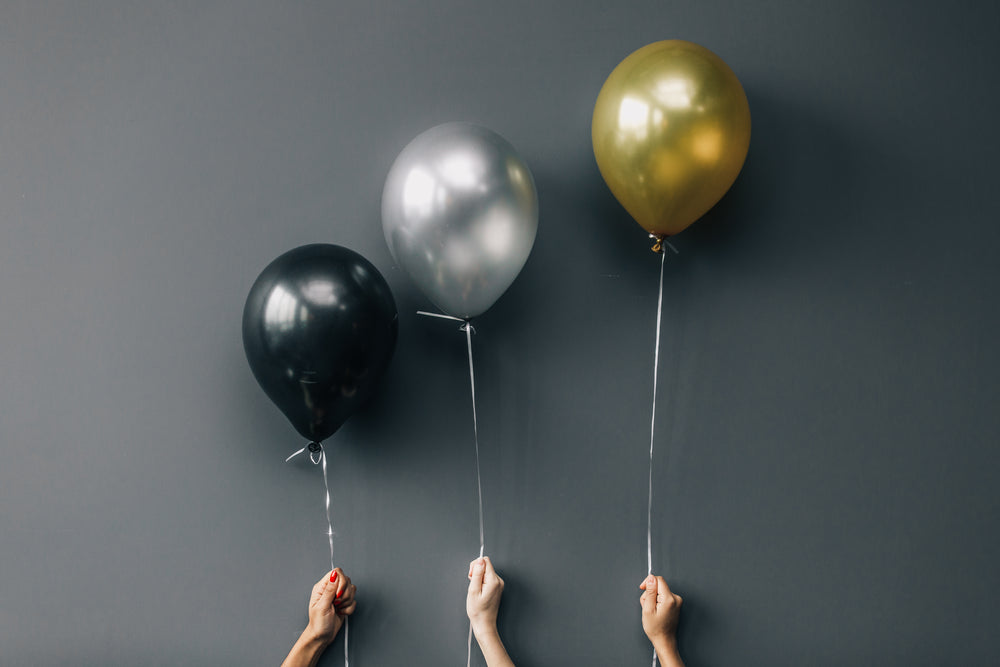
[471,620,499,641]
[652,636,682,665]
[300,626,333,651]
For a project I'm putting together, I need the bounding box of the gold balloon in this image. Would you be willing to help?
[592,40,751,241]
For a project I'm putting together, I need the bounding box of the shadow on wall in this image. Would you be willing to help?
[668,86,874,666]
[346,298,471,461]
[674,586,721,667]
[553,82,870,283]
[683,84,870,270]
[494,566,539,667]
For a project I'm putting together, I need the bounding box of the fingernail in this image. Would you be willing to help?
[336,588,343,600]
[331,572,338,583]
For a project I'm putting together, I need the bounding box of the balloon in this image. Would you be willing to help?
[592,40,751,241]
[242,244,398,443]
[382,122,538,319]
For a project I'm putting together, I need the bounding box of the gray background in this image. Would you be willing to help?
[1,1,997,665]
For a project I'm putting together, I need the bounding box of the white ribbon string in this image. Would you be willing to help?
[648,250,666,577]
[320,449,335,572]
[464,322,485,559]
[285,446,307,462]
[648,249,670,667]
[417,311,485,667]
[416,310,465,322]
[464,320,485,667]
[286,443,349,667]
[467,623,475,667]
[417,311,486,557]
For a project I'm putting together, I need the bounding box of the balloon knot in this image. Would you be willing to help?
[308,441,322,453]
[460,321,476,335]
[649,234,665,254]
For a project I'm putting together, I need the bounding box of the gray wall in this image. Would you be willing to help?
[2,2,997,665]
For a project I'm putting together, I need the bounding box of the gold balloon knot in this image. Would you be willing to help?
[650,234,665,254]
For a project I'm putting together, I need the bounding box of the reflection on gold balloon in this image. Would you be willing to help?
[592,40,751,242]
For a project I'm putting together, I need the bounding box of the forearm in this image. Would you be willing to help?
[651,637,684,667]
[473,624,515,667]
[280,629,330,667]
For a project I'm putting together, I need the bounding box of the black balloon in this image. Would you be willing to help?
[242,244,398,443]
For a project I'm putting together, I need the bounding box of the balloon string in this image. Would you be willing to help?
[322,449,351,667]
[464,319,486,667]
[417,311,484,667]
[647,248,672,667]
[286,443,349,667]
[467,622,474,667]
[416,310,465,322]
[648,250,666,576]
[464,322,485,559]
[416,311,486,556]
[320,449,335,574]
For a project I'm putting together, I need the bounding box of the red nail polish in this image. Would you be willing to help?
[331,572,338,583]
[336,588,343,600]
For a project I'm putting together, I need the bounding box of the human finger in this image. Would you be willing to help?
[468,558,485,595]
[333,569,352,602]
[320,569,341,606]
[335,583,357,609]
[314,570,334,594]
[640,575,657,614]
[481,556,502,584]
[311,570,335,604]
[337,586,358,616]
[654,576,672,599]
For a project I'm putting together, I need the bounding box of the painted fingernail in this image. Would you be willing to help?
[336,588,343,600]
[331,572,338,583]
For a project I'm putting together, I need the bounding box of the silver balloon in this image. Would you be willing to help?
[382,122,538,319]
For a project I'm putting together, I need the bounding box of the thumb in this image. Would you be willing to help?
[320,569,340,606]
[640,575,657,614]
[468,558,485,596]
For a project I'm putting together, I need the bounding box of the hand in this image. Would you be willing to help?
[467,556,504,635]
[639,574,682,650]
[305,567,357,646]
[467,556,515,667]
[281,569,358,667]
